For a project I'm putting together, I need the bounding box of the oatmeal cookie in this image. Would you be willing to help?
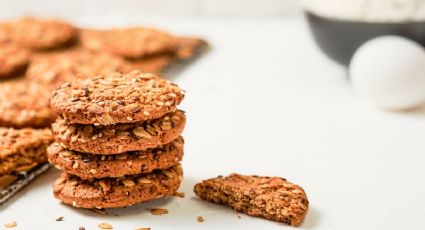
[0,127,53,176]
[0,80,56,128]
[53,164,183,209]
[80,28,177,58]
[48,136,184,179]
[27,50,131,86]
[126,36,208,74]
[174,36,208,61]
[0,43,30,78]
[13,17,77,50]
[194,174,309,226]
[80,30,208,74]
[50,71,185,125]
[51,110,185,154]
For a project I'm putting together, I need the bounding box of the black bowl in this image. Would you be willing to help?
[305,11,425,66]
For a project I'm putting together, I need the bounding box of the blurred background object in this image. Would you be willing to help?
[350,36,425,110]
[303,0,425,66]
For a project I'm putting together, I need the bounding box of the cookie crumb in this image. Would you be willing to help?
[150,208,168,216]
[236,212,242,219]
[56,216,64,221]
[79,227,86,230]
[91,208,108,215]
[4,221,17,228]
[98,222,113,229]
[197,216,204,223]
[173,191,185,198]
[135,228,151,230]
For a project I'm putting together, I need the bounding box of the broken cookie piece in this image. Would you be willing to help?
[0,128,53,205]
[194,174,309,227]
[0,127,53,176]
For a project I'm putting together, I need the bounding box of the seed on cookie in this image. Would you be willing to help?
[12,17,76,50]
[0,127,53,176]
[53,164,183,209]
[50,71,185,125]
[0,80,57,128]
[51,110,186,154]
[47,137,184,179]
[194,174,309,227]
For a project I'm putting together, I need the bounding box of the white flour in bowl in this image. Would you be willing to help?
[302,0,425,22]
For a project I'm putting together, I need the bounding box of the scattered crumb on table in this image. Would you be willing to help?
[173,191,185,198]
[197,216,205,223]
[150,208,169,216]
[4,221,17,228]
[98,222,113,229]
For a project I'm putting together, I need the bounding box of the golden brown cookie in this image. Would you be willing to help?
[51,110,185,154]
[174,36,209,61]
[0,80,56,128]
[194,174,309,226]
[80,28,177,58]
[48,136,184,179]
[53,164,183,209]
[125,36,208,74]
[0,127,53,176]
[126,53,174,74]
[50,71,185,125]
[80,30,208,74]
[27,50,131,86]
[0,43,30,79]
[12,17,77,50]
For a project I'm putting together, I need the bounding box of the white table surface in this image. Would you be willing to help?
[2,16,425,230]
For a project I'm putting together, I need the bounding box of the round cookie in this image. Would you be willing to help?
[126,36,209,74]
[51,110,185,154]
[81,28,177,58]
[13,17,77,50]
[0,43,30,78]
[50,71,185,125]
[53,164,183,209]
[0,80,56,128]
[48,136,184,179]
[27,50,131,86]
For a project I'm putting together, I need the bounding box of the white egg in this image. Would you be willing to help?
[350,35,425,110]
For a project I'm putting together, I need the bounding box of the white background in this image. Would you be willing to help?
[1,1,425,230]
[0,0,300,19]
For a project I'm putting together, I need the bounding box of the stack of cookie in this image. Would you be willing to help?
[47,71,186,209]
